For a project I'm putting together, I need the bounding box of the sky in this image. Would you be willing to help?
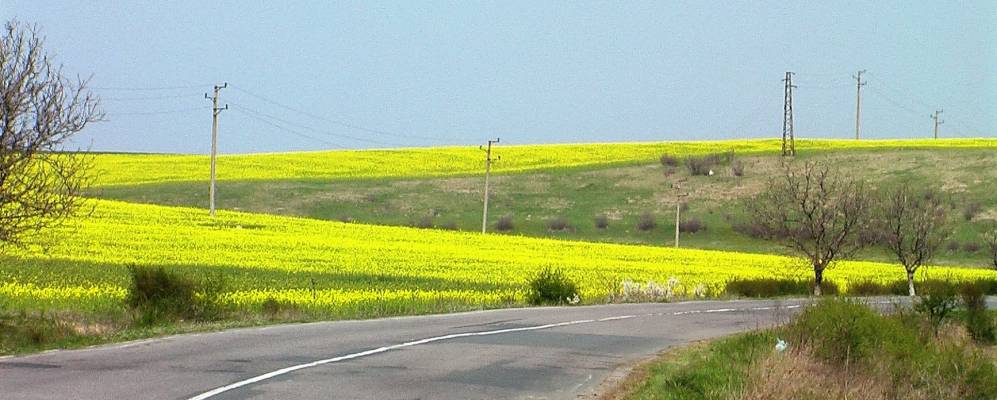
[4,1,995,154]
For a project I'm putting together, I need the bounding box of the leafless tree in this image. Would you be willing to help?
[983,223,997,271]
[744,160,870,295]
[0,20,102,248]
[877,183,948,296]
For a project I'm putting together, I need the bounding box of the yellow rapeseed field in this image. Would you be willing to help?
[3,200,994,314]
[92,138,997,186]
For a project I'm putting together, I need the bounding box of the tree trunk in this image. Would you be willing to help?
[907,269,916,297]
[814,268,824,296]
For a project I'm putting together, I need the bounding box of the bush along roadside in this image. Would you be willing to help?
[613,298,997,400]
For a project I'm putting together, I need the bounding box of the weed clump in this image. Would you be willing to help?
[526,267,580,305]
[659,154,680,167]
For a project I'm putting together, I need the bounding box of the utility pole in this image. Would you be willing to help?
[931,110,944,139]
[673,179,688,248]
[480,138,500,233]
[205,82,228,217]
[782,72,796,156]
[853,70,866,140]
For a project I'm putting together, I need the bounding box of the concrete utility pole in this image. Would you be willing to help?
[673,179,688,248]
[853,70,867,140]
[205,82,228,217]
[931,110,944,139]
[782,72,796,156]
[480,138,500,233]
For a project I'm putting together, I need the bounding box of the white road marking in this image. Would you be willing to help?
[186,304,799,400]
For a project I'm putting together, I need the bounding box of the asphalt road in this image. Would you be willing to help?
[1,299,817,400]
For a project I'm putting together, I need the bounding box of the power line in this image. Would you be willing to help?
[228,107,344,149]
[106,107,210,116]
[229,103,395,147]
[94,83,212,91]
[228,84,462,143]
[103,94,196,101]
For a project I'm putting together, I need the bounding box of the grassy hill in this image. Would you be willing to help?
[95,140,997,267]
[91,138,995,186]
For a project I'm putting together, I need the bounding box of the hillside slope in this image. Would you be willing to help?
[97,144,997,267]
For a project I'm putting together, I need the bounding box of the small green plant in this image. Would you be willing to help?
[526,267,580,305]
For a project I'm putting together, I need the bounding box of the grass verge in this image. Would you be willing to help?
[606,300,997,400]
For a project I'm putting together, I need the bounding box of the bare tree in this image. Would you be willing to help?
[877,183,948,296]
[0,20,102,247]
[744,160,870,295]
[984,223,997,271]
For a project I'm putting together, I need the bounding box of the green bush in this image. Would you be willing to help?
[960,283,995,344]
[915,280,959,335]
[725,278,838,297]
[126,266,224,324]
[789,298,917,366]
[526,267,580,305]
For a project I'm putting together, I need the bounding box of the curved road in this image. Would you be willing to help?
[1,299,815,400]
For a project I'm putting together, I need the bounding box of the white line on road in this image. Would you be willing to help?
[185,305,775,400]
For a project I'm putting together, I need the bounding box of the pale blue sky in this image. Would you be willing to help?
[5,1,995,154]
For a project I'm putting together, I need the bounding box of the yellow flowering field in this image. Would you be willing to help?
[91,138,997,187]
[2,200,994,314]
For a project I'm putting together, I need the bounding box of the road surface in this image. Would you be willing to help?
[1,299,816,400]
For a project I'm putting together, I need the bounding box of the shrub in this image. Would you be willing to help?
[678,218,705,233]
[659,154,679,167]
[438,221,459,231]
[494,215,514,232]
[960,283,995,344]
[684,155,718,176]
[260,297,300,318]
[789,298,917,366]
[963,202,983,221]
[636,212,657,232]
[947,240,961,252]
[126,266,224,324]
[545,216,573,232]
[915,280,959,335]
[725,278,838,297]
[731,159,745,177]
[593,214,609,230]
[526,267,580,305]
[963,242,981,253]
[412,215,434,229]
[847,279,907,296]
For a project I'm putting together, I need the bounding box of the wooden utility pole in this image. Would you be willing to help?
[782,72,796,156]
[853,70,866,140]
[931,110,944,139]
[480,138,500,233]
[205,82,228,217]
